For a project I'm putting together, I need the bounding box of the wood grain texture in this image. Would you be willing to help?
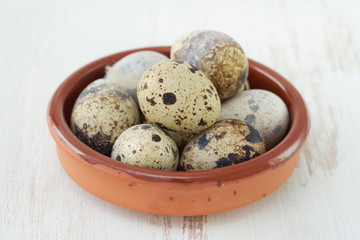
[1,0,360,239]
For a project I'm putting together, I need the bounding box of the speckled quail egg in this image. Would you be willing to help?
[70,78,140,156]
[137,60,221,133]
[180,119,266,171]
[171,30,249,100]
[219,89,289,150]
[105,51,168,102]
[111,124,179,171]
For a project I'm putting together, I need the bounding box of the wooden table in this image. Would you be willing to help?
[1,0,359,239]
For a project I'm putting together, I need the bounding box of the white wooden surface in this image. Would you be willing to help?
[1,0,360,239]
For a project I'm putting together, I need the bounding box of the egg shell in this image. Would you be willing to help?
[111,124,179,171]
[137,59,221,133]
[219,89,289,150]
[180,119,266,171]
[70,79,140,156]
[171,30,248,100]
[105,51,169,102]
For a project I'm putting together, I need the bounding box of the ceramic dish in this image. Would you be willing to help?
[47,46,310,216]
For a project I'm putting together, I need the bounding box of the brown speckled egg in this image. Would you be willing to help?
[219,89,289,150]
[70,78,140,156]
[111,124,179,171]
[180,119,266,171]
[171,30,248,100]
[137,60,221,133]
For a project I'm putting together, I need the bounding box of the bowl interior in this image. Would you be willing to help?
[49,46,309,183]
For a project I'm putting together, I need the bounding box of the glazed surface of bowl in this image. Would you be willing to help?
[47,46,310,216]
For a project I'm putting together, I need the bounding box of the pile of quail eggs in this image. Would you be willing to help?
[70,30,289,171]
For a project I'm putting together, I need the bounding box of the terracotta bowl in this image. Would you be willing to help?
[47,46,310,216]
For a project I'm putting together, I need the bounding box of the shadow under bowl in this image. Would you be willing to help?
[47,46,310,216]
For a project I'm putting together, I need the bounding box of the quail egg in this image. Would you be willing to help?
[180,119,266,171]
[111,124,179,171]
[220,89,289,150]
[171,30,248,100]
[137,60,221,133]
[105,51,168,103]
[70,78,140,156]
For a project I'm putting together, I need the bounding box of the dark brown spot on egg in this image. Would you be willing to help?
[163,92,177,105]
[99,96,107,102]
[188,65,199,73]
[159,78,163,83]
[198,134,210,150]
[245,114,256,124]
[206,107,212,111]
[175,119,181,125]
[245,122,262,143]
[115,155,121,161]
[146,97,156,106]
[186,164,194,170]
[242,145,260,160]
[249,104,259,112]
[208,197,211,202]
[203,95,208,100]
[228,153,241,164]
[72,124,112,156]
[214,157,232,168]
[143,83,148,89]
[215,131,227,140]
[273,125,283,134]
[169,197,173,201]
[152,134,161,142]
[198,118,207,126]
[132,149,136,154]
[140,125,151,130]
[171,147,179,159]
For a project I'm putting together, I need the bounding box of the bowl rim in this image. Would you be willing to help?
[47,46,310,184]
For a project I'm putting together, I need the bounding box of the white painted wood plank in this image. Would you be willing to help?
[1,0,360,239]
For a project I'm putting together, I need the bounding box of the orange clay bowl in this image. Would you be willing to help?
[47,46,310,216]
